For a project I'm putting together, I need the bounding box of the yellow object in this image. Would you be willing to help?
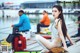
[1,39,11,46]
[40,27,50,34]
[44,28,49,32]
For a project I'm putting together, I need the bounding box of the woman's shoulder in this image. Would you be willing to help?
[54,18,62,28]
[55,18,61,24]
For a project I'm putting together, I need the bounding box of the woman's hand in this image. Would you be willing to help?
[11,25,14,27]
[62,47,68,51]
[76,21,80,24]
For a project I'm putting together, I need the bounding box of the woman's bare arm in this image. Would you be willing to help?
[66,33,74,45]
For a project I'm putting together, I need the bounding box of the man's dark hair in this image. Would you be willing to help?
[43,10,48,13]
[19,10,24,13]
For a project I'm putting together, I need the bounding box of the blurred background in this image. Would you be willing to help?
[0,0,80,40]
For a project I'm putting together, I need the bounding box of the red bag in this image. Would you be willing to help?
[12,35,26,51]
[42,35,51,39]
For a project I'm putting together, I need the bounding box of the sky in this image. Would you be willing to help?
[0,0,39,5]
[0,0,79,5]
[0,0,56,5]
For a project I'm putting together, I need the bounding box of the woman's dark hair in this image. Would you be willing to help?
[53,5,67,38]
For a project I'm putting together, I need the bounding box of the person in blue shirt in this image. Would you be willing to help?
[11,10,31,33]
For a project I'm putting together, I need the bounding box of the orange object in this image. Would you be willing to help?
[48,47,65,53]
[40,14,50,26]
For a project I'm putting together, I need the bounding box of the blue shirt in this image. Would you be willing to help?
[14,14,31,31]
